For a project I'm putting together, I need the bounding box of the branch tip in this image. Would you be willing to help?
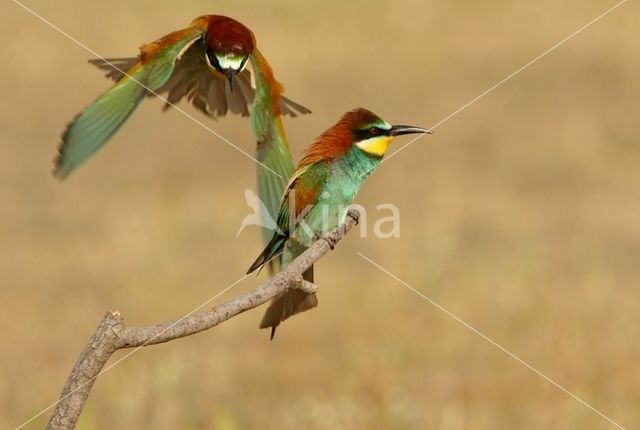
[45,213,359,430]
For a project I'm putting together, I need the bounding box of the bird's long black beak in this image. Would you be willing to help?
[226,69,235,92]
[389,125,433,136]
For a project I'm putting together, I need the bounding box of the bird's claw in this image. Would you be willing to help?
[347,209,361,225]
[323,236,336,250]
[315,233,336,250]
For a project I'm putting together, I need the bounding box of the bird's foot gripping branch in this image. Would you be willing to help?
[314,210,360,250]
[44,209,360,430]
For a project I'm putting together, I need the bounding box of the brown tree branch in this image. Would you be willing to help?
[44,210,360,430]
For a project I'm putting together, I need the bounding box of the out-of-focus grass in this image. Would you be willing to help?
[2,0,639,428]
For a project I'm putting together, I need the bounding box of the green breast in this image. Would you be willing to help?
[292,147,381,247]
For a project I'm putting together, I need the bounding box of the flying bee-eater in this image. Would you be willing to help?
[247,108,432,338]
[55,15,309,249]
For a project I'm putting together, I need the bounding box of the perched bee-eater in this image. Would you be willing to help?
[247,108,432,338]
[55,15,309,246]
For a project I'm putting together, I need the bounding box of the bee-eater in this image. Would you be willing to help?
[55,15,309,248]
[247,108,432,338]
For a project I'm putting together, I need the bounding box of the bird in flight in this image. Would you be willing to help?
[55,15,310,254]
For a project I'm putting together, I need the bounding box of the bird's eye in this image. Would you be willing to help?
[369,127,379,136]
[206,49,220,68]
[239,56,249,71]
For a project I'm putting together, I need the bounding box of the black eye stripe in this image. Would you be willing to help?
[353,126,388,141]
[206,48,220,68]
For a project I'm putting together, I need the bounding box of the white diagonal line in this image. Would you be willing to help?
[13,273,251,430]
[380,0,627,170]
[15,247,285,430]
[12,0,282,179]
[357,251,626,430]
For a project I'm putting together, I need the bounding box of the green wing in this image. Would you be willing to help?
[249,49,297,251]
[54,27,205,178]
[247,162,330,274]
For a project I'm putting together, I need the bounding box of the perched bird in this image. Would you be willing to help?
[55,15,309,247]
[247,108,432,338]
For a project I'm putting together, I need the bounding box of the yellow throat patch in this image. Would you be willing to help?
[356,136,393,157]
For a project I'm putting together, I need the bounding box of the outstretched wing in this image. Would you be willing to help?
[89,54,310,120]
[91,53,253,117]
[250,48,306,257]
[89,57,138,81]
[55,27,205,178]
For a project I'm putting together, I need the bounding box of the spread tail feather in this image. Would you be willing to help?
[260,266,316,339]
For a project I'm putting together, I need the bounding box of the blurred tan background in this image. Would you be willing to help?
[2,0,639,428]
